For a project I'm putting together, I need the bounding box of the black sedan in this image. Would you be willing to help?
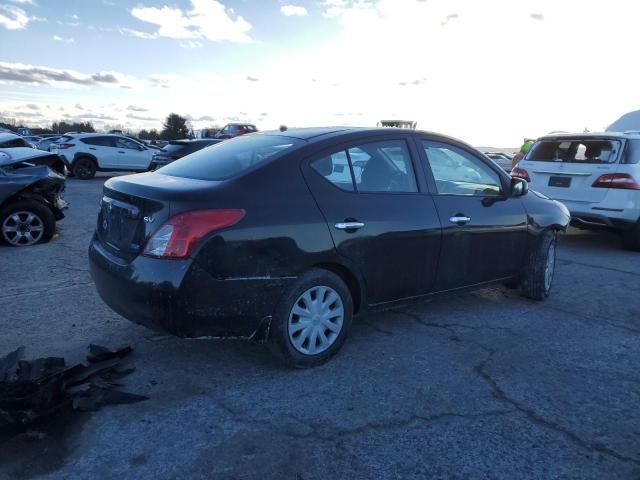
[149,139,222,170]
[89,128,570,367]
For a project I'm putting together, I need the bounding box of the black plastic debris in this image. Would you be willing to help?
[0,345,147,431]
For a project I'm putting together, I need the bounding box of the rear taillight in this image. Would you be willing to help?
[592,173,640,190]
[56,143,75,149]
[511,167,530,182]
[142,209,245,259]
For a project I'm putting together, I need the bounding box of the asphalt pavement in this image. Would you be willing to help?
[0,174,639,480]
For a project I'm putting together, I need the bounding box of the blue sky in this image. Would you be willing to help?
[1,0,640,145]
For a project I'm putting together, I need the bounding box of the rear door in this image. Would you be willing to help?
[520,138,623,204]
[419,139,527,290]
[302,135,442,305]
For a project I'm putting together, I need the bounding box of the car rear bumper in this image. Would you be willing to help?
[88,236,295,339]
[560,199,639,231]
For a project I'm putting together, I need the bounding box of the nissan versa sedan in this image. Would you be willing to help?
[89,128,570,367]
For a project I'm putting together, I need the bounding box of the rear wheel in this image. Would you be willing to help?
[522,230,557,300]
[0,200,55,247]
[72,157,97,180]
[268,269,353,368]
[621,221,640,251]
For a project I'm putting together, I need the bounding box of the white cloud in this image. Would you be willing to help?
[0,62,140,89]
[131,0,252,43]
[0,4,31,29]
[8,0,37,4]
[180,39,204,48]
[118,27,158,39]
[52,35,75,44]
[280,5,308,17]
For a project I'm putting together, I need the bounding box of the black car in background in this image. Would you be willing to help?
[149,139,222,170]
[89,128,570,367]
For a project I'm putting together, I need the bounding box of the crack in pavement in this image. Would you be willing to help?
[538,303,640,335]
[0,280,94,300]
[474,350,640,467]
[390,309,521,337]
[558,258,640,278]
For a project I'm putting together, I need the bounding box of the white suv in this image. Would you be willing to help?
[512,132,640,250]
[51,133,155,180]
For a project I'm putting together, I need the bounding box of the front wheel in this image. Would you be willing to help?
[268,269,353,368]
[522,230,557,300]
[0,200,55,246]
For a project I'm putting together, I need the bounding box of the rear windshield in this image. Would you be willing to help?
[157,134,303,180]
[527,139,621,164]
[162,142,188,154]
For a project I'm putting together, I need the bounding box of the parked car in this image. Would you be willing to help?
[0,133,34,149]
[512,132,640,250]
[89,127,570,367]
[214,123,258,139]
[483,151,513,172]
[149,139,222,170]
[51,133,156,179]
[36,136,62,151]
[0,147,68,246]
[21,136,43,147]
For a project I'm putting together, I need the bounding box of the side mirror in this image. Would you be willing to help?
[511,177,528,197]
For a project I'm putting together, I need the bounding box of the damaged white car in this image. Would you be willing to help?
[0,148,68,246]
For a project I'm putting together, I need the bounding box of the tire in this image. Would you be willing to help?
[621,221,640,252]
[522,230,557,300]
[72,157,97,180]
[0,200,56,247]
[268,269,353,368]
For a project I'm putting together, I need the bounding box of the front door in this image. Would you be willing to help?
[419,139,528,291]
[302,135,442,305]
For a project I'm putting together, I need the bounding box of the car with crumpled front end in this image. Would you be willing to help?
[0,148,68,246]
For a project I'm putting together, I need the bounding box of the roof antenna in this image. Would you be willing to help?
[279,125,287,132]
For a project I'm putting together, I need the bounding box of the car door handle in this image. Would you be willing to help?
[89,147,96,151]
[335,222,365,230]
[118,151,125,154]
[449,216,471,224]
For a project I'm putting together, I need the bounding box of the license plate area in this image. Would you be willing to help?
[549,176,571,187]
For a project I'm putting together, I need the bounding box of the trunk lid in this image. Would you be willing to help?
[96,172,223,261]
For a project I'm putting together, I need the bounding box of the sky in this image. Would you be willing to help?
[1,0,640,146]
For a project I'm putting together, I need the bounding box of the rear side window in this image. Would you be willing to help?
[350,140,417,193]
[311,140,418,193]
[527,139,621,164]
[623,139,640,164]
[311,151,354,191]
[81,136,113,147]
[158,134,303,180]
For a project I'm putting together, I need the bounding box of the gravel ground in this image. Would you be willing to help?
[1,174,639,480]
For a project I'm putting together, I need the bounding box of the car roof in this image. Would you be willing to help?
[0,147,57,167]
[538,131,640,141]
[0,132,25,142]
[255,127,469,146]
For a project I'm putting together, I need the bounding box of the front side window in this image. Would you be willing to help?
[527,139,621,164]
[115,137,140,150]
[423,142,502,196]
